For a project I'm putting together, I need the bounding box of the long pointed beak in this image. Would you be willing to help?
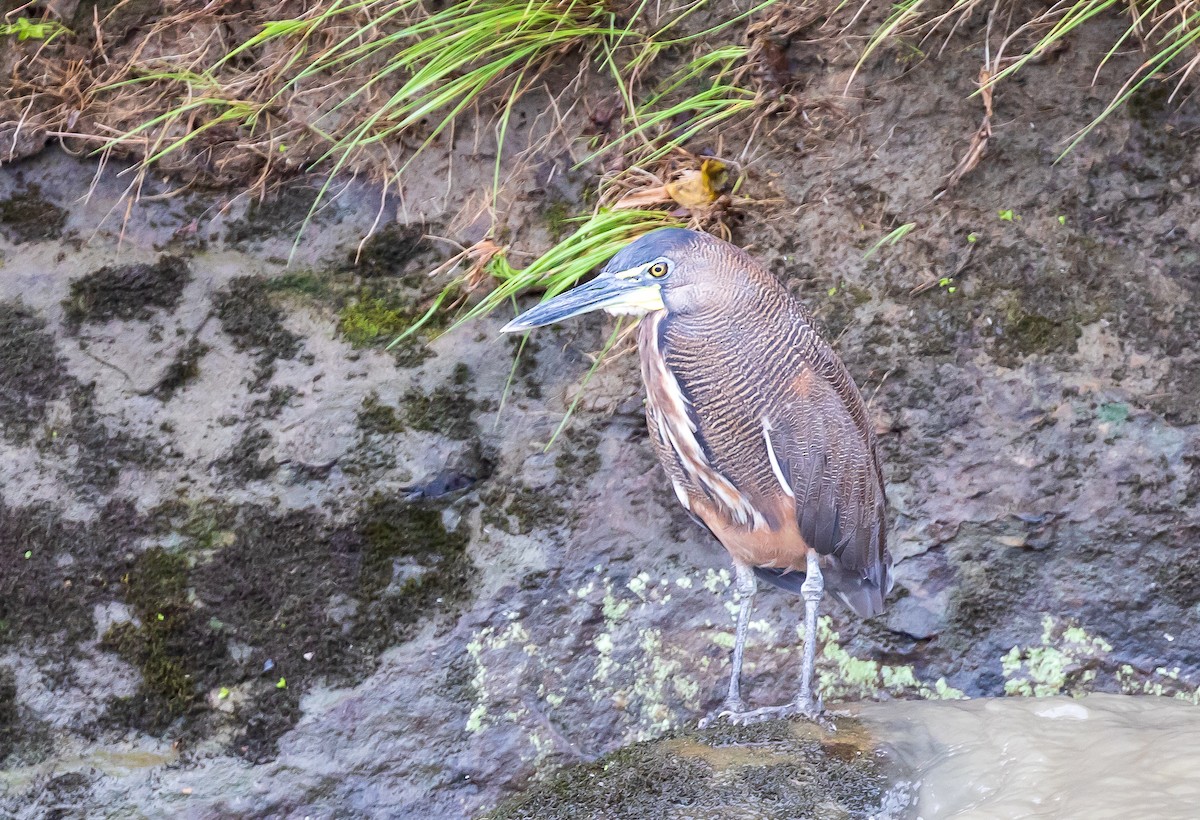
[500,274,663,333]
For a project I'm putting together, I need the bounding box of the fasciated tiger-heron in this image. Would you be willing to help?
[501,227,892,724]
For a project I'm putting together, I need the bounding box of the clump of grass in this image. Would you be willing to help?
[91,0,776,243]
[596,45,760,166]
[96,0,643,242]
[852,0,1200,156]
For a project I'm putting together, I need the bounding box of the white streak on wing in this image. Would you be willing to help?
[645,319,766,530]
[762,418,795,499]
[671,478,691,510]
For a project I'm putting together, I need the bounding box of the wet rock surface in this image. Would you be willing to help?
[1,11,1200,819]
[488,717,900,819]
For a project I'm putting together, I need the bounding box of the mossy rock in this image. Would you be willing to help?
[0,186,66,243]
[214,276,303,388]
[152,338,210,401]
[347,224,433,281]
[0,302,70,443]
[488,717,895,819]
[101,547,227,732]
[339,291,420,348]
[352,494,475,653]
[212,426,277,484]
[480,483,569,536]
[224,185,320,246]
[63,255,192,328]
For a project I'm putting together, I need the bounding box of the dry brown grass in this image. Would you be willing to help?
[1,0,809,248]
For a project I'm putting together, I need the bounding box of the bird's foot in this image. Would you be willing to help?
[705,697,834,730]
[698,697,749,729]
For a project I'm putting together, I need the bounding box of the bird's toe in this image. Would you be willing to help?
[698,698,749,728]
[703,698,834,730]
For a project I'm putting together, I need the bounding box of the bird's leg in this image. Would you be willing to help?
[725,563,757,711]
[795,549,824,717]
[699,563,755,727]
[715,551,831,729]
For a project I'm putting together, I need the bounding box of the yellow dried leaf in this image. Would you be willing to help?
[664,159,728,209]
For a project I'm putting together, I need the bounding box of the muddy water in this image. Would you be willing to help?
[859,694,1200,819]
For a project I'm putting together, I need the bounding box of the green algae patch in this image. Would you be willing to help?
[63,255,192,328]
[0,301,69,443]
[1002,615,1113,697]
[339,290,419,348]
[352,494,475,654]
[0,185,66,243]
[487,716,894,819]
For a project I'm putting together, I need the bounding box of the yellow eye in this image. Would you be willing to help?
[647,262,668,278]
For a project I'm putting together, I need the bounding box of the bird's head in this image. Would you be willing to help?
[500,227,731,333]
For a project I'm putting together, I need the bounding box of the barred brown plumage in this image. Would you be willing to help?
[501,227,893,726]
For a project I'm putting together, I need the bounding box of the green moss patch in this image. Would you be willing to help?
[542,201,571,242]
[339,290,420,348]
[4,489,480,762]
[488,718,892,819]
[63,255,192,328]
[0,186,67,243]
[102,547,225,732]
